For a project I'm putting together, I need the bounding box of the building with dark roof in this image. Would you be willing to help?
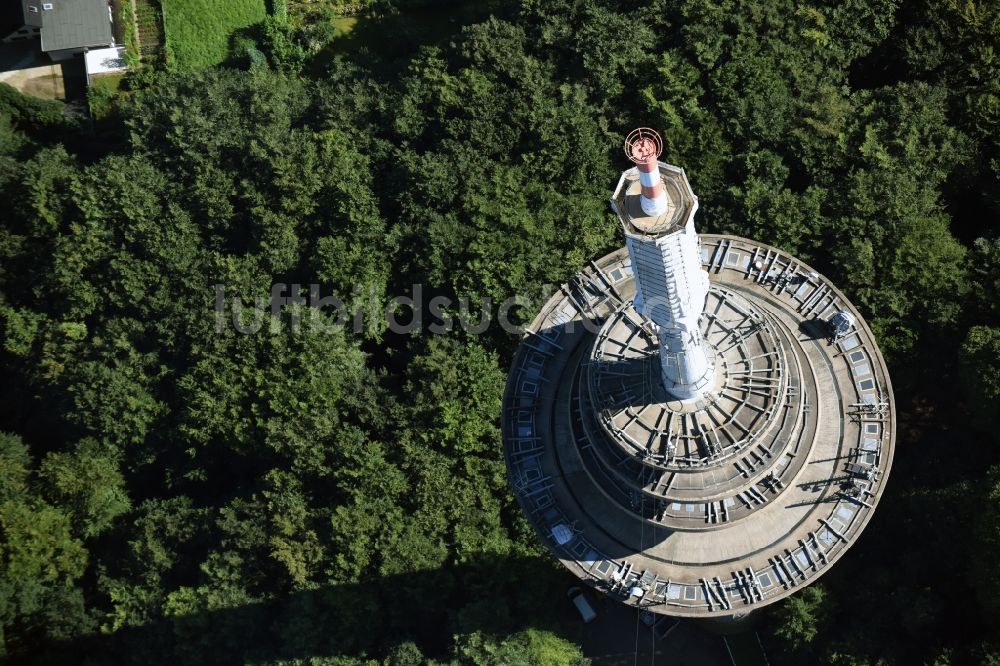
[2,0,114,61]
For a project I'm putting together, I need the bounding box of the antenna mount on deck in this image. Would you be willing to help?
[625,128,663,164]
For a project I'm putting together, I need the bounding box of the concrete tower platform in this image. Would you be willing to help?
[502,235,895,618]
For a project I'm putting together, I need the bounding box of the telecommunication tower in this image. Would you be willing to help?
[502,128,895,621]
[620,128,712,400]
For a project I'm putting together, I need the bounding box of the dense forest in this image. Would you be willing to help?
[0,0,998,664]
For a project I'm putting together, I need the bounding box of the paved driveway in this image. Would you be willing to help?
[0,43,85,101]
[0,42,46,73]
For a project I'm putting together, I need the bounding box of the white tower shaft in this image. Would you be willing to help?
[613,132,714,400]
[626,211,712,399]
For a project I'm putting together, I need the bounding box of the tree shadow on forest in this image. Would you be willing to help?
[306,0,510,78]
[22,554,573,666]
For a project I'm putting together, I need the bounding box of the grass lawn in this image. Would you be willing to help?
[310,1,492,76]
[332,16,358,37]
[88,72,128,119]
[162,0,267,70]
[90,73,127,94]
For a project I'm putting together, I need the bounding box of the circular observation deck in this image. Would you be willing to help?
[502,235,895,617]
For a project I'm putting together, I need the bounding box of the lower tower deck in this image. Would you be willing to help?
[502,235,895,618]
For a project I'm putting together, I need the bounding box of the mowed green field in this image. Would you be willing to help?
[162,0,267,70]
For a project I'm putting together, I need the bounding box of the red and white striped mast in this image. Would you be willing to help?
[625,128,669,216]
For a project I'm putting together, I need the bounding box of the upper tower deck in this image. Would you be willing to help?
[611,162,697,238]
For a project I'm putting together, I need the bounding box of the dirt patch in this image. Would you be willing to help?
[0,63,66,100]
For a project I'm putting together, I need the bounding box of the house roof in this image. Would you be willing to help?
[20,1,43,29]
[23,0,113,53]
